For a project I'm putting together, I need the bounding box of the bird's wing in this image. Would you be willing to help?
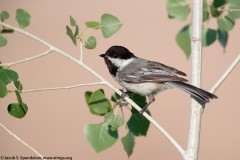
[121,60,188,83]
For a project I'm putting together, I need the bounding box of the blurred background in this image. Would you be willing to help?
[0,0,239,159]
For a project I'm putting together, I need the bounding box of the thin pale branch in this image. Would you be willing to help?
[210,53,240,93]
[218,8,240,12]
[1,49,53,67]
[21,82,104,93]
[0,122,44,159]
[80,42,83,62]
[187,0,203,159]
[0,21,186,158]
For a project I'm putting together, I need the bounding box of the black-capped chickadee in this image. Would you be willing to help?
[100,46,217,113]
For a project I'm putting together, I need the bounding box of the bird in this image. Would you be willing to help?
[100,46,217,114]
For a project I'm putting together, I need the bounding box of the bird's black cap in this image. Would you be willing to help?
[100,46,136,60]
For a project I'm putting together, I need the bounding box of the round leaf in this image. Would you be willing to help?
[87,89,112,115]
[0,68,19,85]
[167,0,190,21]
[85,21,101,29]
[0,34,7,47]
[8,103,28,119]
[16,9,31,28]
[84,36,96,49]
[202,27,217,47]
[0,80,7,98]
[0,11,10,21]
[101,14,123,38]
[84,123,118,152]
[176,25,191,58]
[217,16,235,31]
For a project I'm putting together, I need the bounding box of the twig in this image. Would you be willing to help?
[210,53,240,93]
[187,0,203,160]
[0,122,44,159]
[0,21,186,158]
[218,8,240,12]
[0,49,53,67]
[21,82,104,93]
[80,42,83,62]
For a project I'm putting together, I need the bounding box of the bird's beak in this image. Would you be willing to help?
[100,53,106,58]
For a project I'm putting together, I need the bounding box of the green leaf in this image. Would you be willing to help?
[15,91,23,105]
[74,25,79,39]
[66,25,77,45]
[84,123,118,152]
[228,0,240,20]
[111,92,121,102]
[16,9,31,28]
[210,5,222,17]
[129,92,147,108]
[8,103,28,119]
[105,112,124,131]
[203,0,209,22]
[217,29,228,49]
[127,107,150,136]
[70,16,76,27]
[1,29,14,34]
[84,36,96,49]
[0,34,7,47]
[176,25,191,58]
[101,14,123,38]
[0,80,7,98]
[127,93,150,136]
[212,0,227,8]
[14,80,23,91]
[86,89,112,115]
[167,0,190,21]
[0,11,10,21]
[217,16,235,31]
[202,27,217,47]
[121,131,135,157]
[0,68,19,85]
[85,21,101,29]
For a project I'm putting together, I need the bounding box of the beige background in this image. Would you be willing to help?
[0,0,239,159]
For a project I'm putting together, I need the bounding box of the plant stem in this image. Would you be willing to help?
[0,49,53,67]
[210,53,240,93]
[187,0,203,160]
[0,122,44,159]
[21,82,104,93]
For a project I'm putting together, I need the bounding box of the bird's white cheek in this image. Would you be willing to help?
[107,57,135,69]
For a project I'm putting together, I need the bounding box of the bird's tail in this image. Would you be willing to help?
[165,81,217,103]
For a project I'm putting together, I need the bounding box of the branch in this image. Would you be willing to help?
[21,82,104,93]
[0,122,44,159]
[210,53,240,93]
[0,21,186,158]
[218,8,240,12]
[1,49,53,67]
[187,0,203,160]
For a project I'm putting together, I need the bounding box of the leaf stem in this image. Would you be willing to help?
[210,53,240,93]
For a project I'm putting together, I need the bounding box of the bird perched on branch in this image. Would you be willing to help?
[100,46,217,114]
